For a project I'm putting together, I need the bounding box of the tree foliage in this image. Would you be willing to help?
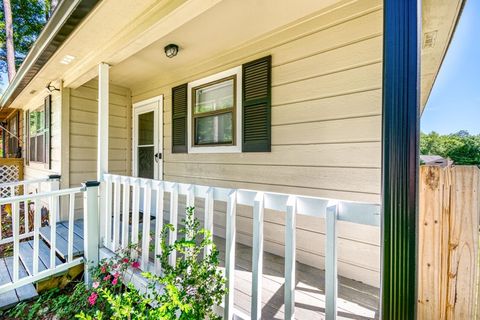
[420,131,480,165]
[0,0,48,83]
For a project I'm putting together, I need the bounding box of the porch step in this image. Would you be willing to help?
[39,220,85,260]
[19,240,62,275]
[0,256,38,310]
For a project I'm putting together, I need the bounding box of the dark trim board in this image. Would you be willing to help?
[381,0,420,319]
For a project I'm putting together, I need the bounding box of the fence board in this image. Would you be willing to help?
[418,165,480,320]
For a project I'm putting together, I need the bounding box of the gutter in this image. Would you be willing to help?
[0,0,101,109]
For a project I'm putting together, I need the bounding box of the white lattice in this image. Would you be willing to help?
[0,164,20,198]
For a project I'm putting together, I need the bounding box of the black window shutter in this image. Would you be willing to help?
[171,83,188,153]
[44,95,51,169]
[242,55,272,152]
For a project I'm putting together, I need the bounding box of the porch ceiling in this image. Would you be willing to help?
[108,0,346,94]
[108,0,463,112]
[6,0,463,112]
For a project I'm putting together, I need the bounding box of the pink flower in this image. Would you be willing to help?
[114,272,120,279]
[103,274,111,281]
[88,292,98,306]
[122,258,130,264]
[112,277,118,285]
[101,265,107,273]
[92,282,99,289]
[131,261,140,269]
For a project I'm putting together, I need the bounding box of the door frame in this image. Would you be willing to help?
[132,95,163,180]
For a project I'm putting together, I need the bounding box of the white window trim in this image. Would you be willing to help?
[187,66,242,154]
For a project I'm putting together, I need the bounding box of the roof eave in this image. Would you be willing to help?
[0,0,100,109]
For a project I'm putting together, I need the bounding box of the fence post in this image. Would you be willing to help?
[83,180,100,286]
[325,203,338,320]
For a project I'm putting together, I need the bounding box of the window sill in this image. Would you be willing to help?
[27,162,49,170]
[188,145,241,154]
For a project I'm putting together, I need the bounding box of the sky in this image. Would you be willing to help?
[421,0,480,135]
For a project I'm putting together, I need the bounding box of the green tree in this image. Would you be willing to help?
[0,0,48,83]
[420,131,480,165]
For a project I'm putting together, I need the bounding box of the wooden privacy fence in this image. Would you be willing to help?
[418,165,480,319]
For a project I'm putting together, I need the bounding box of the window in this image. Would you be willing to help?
[8,113,18,156]
[187,66,242,153]
[29,106,47,163]
[172,56,271,154]
[192,76,235,146]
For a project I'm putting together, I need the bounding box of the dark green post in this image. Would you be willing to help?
[382,0,420,319]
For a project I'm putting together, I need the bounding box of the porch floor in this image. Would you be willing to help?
[214,236,379,320]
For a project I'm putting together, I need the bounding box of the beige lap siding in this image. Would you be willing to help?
[133,1,382,286]
[69,79,132,212]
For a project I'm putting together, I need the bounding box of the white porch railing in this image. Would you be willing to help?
[0,180,100,295]
[0,175,61,244]
[102,174,380,320]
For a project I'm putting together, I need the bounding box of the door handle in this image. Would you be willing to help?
[154,152,162,162]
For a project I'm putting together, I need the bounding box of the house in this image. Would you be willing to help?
[0,0,464,319]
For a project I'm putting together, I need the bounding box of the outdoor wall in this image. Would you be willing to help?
[69,79,132,209]
[133,0,382,286]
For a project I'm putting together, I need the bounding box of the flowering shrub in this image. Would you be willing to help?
[75,206,226,320]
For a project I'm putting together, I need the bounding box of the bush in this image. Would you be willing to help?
[76,206,226,320]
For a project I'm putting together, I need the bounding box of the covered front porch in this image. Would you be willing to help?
[0,173,380,319]
[0,0,462,318]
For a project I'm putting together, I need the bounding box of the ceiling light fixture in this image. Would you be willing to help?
[164,44,179,58]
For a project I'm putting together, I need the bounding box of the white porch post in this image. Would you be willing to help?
[98,62,109,244]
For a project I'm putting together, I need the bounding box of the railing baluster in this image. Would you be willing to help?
[67,193,75,262]
[154,181,164,274]
[251,192,264,320]
[325,204,339,320]
[186,184,195,208]
[49,195,58,269]
[121,178,131,248]
[24,200,29,233]
[9,185,15,197]
[12,201,19,281]
[131,178,140,258]
[285,196,297,320]
[169,183,178,266]
[204,187,214,258]
[104,175,113,249]
[33,199,40,275]
[224,190,237,320]
[141,180,152,271]
[112,177,121,251]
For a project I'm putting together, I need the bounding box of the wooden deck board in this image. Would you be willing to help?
[19,240,62,275]
[39,220,84,259]
[0,257,38,310]
[214,237,379,320]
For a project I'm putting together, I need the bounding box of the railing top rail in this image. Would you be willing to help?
[104,174,380,227]
[0,186,84,205]
[0,176,58,189]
